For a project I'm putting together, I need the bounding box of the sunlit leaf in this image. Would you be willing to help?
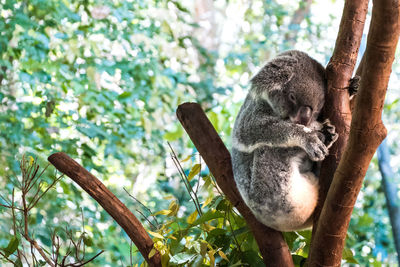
[148,231,164,240]
[218,250,229,261]
[342,247,359,264]
[180,155,192,162]
[187,164,200,181]
[153,209,171,216]
[187,210,198,224]
[192,210,224,226]
[201,195,213,208]
[148,248,157,258]
[170,252,196,264]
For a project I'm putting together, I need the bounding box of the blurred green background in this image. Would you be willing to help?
[0,0,399,266]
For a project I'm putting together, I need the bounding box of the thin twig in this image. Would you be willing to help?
[195,157,201,195]
[28,174,63,210]
[23,234,55,267]
[0,250,16,265]
[227,208,242,252]
[168,142,203,216]
[27,164,50,192]
[130,241,133,267]
[64,250,104,267]
[123,187,159,228]
[0,192,12,207]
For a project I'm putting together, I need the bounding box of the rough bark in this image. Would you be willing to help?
[176,103,293,266]
[378,139,400,264]
[48,152,161,267]
[308,0,399,265]
[312,0,369,228]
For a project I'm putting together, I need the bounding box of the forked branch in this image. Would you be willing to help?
[308,0,400,265]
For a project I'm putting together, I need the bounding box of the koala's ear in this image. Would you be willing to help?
[250,53,299,94]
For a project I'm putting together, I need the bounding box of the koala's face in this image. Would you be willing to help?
[251,50,327,126]
[268,67,326,126]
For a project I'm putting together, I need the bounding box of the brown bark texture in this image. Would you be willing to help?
[48,152,161,267]
[313,0,369,226]
[176,103,293,267]
[308,0,400,265]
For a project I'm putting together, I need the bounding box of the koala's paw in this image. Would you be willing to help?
[349,75,361,96]
[305,134,329,162]
[320,119,339,149]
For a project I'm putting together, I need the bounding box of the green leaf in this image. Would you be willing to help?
[164,126,183,141]
[3,236,19,257]
[180,155,192,162]
[148,248,157,258]
[342,247,358,264]
[153,209,171,216]
[292,255,307,267]
[241,250,264,267]
[191,210,224,226]
[207,111,219,131]
[170,252,197,264]
[208,195,224,209]
[283,231,298,250]
[148,230,164,239]
[83,235,94,246]
[358,214,374,227]
[297,230,312,242]
[118,91,132,100]
[187,164,200,181]
[187,210,198,224]
[15,258,23,267]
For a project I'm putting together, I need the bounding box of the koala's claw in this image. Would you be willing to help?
[322,119,336,133]
[306,137,329,162]
[321,120,339,149]
[349,75,361,96]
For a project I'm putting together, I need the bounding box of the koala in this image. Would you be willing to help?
[231,50,338,232]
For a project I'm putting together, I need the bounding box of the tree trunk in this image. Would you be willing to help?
[308,0,400,265]
[312,0,369,228]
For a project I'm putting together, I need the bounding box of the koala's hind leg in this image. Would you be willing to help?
[246,147,294,230]
[284,169,319,231]
[249,148,319,231]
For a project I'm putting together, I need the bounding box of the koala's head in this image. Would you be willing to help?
[251,50,326,126]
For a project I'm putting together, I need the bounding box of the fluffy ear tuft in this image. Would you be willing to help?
[250,51,300,95]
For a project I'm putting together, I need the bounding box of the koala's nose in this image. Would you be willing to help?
[296,106,312,126]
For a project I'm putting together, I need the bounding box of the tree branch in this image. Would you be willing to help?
[48,152,161,267]
[176,102,293,266]
[309,0,399,265]
[313,0,369,226]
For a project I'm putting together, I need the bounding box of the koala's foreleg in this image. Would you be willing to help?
[233,115,328,161]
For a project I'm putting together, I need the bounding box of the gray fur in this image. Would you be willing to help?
[231,50,338,232]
